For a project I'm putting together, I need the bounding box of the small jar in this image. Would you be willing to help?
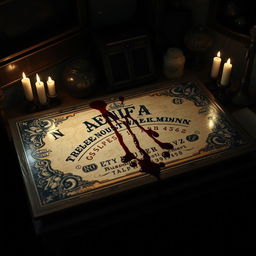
[63,58,96,98]
[163,48,185,79]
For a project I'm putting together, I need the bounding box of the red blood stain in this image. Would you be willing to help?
[90,97,173,178]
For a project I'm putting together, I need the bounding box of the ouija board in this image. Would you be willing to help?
[10,80,254,216]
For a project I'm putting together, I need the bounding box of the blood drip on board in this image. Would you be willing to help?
[90,97,173,178]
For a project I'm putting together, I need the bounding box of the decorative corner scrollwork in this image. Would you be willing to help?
[34,159,96,204]
[201,114,244,152]
[19,113,96,205]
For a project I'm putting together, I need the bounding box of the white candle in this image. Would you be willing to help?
[21,72,34,101]
[210,51,222,78]
[47,76,56,97]
[220,58,232,86]
[35,74,47,105]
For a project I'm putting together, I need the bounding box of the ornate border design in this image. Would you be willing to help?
[201,114,244,152]
[33,159,95,204]
[18,114,96,205]
[150,81,210,107]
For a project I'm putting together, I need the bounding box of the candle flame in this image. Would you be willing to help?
[217,51,221,57]
[227,58,231,64]
[48,76,53,82]
[22,72,26,79]
[36,74,40,83]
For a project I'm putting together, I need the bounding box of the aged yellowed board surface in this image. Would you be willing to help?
[11,80,251,216]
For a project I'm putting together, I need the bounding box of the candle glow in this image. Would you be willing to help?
[21,72,34,101]
[220,58,232,86]
[36,73,40,83]
[210,51,222,79]
[47,76,56,97]
[35,73,47,105]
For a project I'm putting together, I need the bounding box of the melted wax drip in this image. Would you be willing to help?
[90,97,173,178]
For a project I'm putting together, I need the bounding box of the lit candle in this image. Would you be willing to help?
[47,76,56,97]
[35,74,47,105]
[210,51,222,78]
[21,72,34,101]
[220,58,232,86]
